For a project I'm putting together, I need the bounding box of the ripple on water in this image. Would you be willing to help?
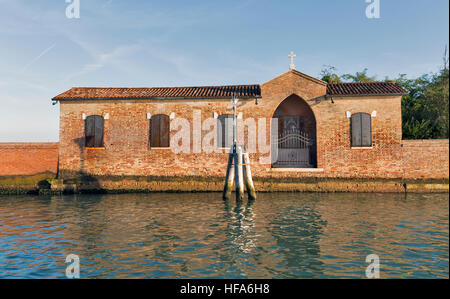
[0,193,448,279]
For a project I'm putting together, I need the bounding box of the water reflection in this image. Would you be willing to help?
[0,193,448,279]
[269,204,326,278]
[223,199,256,254]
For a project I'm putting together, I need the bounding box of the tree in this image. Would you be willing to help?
[320,65,342,83]
[341,68,376,82]
[319,51,449,140]
[399,47,449,139]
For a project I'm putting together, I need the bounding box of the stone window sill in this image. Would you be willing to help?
[351,146,373,150]
[267,168,324,173]
[150,147,171,150]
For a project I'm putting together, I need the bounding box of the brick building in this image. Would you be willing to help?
[49,68,449,192]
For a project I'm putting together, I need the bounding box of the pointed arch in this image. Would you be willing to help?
[272,94,317,168]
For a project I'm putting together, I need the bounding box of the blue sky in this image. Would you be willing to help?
[0,0,448,141]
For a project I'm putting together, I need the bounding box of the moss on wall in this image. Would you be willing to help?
[1,173,447,195]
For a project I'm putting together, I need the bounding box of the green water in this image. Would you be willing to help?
[0,193,448,279]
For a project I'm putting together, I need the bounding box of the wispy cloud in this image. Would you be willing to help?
[64,41,141,81]
[21,43,57,72]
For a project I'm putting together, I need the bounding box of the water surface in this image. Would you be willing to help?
[0,193,448,279]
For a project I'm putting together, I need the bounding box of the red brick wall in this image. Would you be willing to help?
[402,140,449,179]
[56,70,441,181]
[58,70,329,179]
[315,95,403,178]
[0,143,59,176]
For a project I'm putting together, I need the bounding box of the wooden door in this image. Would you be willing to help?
[85,115,104,148]
[150,114,170,148]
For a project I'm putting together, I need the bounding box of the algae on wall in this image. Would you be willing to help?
[0,174,448,195]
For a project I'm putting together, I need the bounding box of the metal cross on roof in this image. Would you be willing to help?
[288,51,296,70]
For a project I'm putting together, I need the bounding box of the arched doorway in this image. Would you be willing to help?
[272,95,317,168]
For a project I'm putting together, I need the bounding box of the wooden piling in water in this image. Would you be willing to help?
[222,150,235,200]
[243,152,257,200]
[234,146,245,201]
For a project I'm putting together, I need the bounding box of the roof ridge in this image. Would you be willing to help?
[328,81,396,85]
[53,85,262,101]
[290,69,328,85]
[327,81,407,96]
[70,84,260,89]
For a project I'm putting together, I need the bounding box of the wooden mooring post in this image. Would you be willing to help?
[243,152,257,201]
[222,149,235,200]
[222,145,257,201]
[222,94,257,201]
[234,146,245,201]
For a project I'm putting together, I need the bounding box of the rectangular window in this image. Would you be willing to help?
[217,114,233,148]
[85,115,104,148]
[351,113,372,147]
[150,114,170,148]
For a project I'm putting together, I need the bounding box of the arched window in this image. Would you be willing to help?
[150,114,170,148]
[217,114,233,148]
[85,115,104,148]
[351,113,372,147]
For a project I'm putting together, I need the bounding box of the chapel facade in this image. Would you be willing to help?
[53,68,416,181]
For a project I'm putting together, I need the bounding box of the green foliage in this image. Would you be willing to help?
[320,65,342,83]
[320,66,376,83]
[341,68,376,83]
[398,68,449,139]
[319,59,449,139]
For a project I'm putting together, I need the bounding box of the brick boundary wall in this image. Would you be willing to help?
[0,140,448,179]
[0,140,448,193]
[402,139,449,179]
[0,143,59,176]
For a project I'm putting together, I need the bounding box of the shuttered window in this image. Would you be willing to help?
[85,115,104,148]
[150,114,170,148]
[351,113,372,147]
[217,114,233,148]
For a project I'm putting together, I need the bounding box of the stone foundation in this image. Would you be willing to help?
[1,175,447,195]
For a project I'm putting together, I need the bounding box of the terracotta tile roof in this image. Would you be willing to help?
[53,81,407,101]
[53,85,262,100]
[327,82,407,96]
